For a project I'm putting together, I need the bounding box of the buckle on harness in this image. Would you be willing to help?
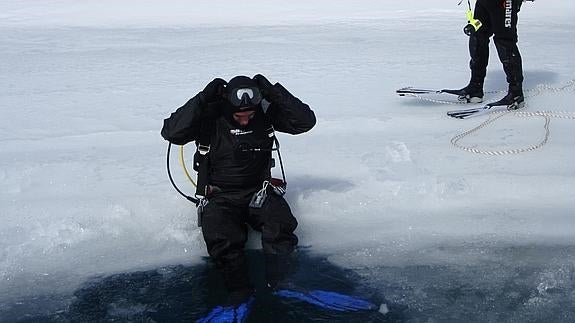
[198,144,210,155]
[249,179,287,209]
[196,198,208,227]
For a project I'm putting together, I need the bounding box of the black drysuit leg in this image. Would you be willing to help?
[469,1,493,85]
[201,190,299,292]
[472,0,524,90]
[201,197,252,292]
[248,191,298,287]
[492,0,524,91]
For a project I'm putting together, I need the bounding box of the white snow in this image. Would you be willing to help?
[1,0,574,304]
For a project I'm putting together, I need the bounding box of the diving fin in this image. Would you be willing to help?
[274,289,378,312]
[196,296,254,323]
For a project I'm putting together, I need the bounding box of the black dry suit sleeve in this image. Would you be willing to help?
[161,94,204,145]
[267,83,316,135]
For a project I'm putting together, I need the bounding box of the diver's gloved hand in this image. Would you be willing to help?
[202,78,227,103]
[253,74,280,102]
[274,288,378,312]
[196,295,255,323]
[200,78,227,118]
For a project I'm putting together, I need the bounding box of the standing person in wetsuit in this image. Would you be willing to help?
[453,0,525,109]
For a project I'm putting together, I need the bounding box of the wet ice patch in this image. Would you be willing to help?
[329,243,575,322]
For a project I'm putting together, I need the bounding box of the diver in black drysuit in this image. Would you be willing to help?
[161,74,316,306]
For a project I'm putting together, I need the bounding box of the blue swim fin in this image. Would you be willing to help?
[196,296,254,323]
[275,289,377,312]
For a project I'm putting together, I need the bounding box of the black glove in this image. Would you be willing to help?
[201,78,227,104]
[253,74,279,102]
[201,78,227,119]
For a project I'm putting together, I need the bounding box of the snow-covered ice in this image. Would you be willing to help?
[1,0,574,320]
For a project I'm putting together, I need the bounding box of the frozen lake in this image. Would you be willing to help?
[1,1,574,321]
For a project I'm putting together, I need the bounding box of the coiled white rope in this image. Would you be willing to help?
[402,80,575,155]
[524,79,575,98]
[451,109,575,155]
[449,80,575,155]
[451,110,542,155]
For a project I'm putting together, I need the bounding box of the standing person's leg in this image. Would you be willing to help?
[454,1,493,102]
[469,2,493,88]
[491,0,524,104]
[248,191,298,288]
[201,196,254,305]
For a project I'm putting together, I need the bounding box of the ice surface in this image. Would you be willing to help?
[0,1,574,320]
